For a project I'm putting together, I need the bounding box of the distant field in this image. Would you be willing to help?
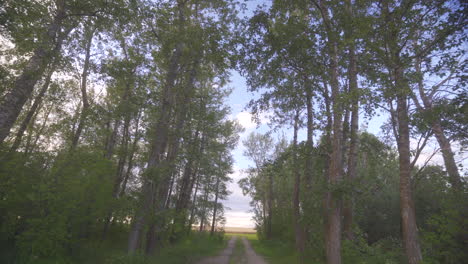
[224,227,256,234]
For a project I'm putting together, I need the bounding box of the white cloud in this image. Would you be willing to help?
[221,167,255,228]
[235,111,257,129]
[234,111,271,131]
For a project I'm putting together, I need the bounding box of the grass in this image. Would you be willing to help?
[102,233,226,264]
[248,238,300,264]
[5,228,227,264]
[225,232,258,240]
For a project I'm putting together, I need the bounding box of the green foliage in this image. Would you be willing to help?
[0,149,114,262]
[421,193,468,264]
[248,237,305,264]
[105,233,227,264]
[342,237,403,264]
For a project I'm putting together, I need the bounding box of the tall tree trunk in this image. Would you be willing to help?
[114,115,130,195]
[164,171,177,209]
[431,123,461,189]
[380,1,423,260]
[199,185,210,232]
[9,61,57,153]
[266,169,273,239]
[22,104,41,155]
[119,112,141,197]
[292,110,305,261]
[325,62,343,264]
[105,119,121,159]
[70,25,95,150]
[395,66,423,264]
[146,55,201,253]
[126,0,188,247]
[113,78,135,197]
[173,58,202,216]
[343,0,359,240]
[0,0,67,144]
[188,174,201,233]
[102,110,132,239]
[127,42,182,253]
[25,104,52,155]
[176,129,200,212]
[413,59,462,190]
[102,113,140,240]
[145,121,185,254]
[210,176,220,236]
[305,86,314,188]
[315,1,343,262]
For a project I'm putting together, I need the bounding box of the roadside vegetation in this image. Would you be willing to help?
[237,1,467,263]
[1,0,239,263]
[1,228,226,264]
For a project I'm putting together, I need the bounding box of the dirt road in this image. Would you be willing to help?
[195,236,267,264]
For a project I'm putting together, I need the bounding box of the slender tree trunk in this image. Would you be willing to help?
[0,0,67,144]
[127,26,183,251]
[199,186,210,232]
[23,105,41,155]
[102,107,134,240]
[119,114,141,197]
[173,59,202,217]
[147,57,201,252]
[380,2,423,260]
[413,59,462,190]
[145,124,185,254]
[341,108,350,166]
[325,67,343,264]
[114,116,130,195]
[316,0,343,262]
[70,25,95,150]
[25,104,52,155]
[431,123,462,189]
[343,0,359,240]
[113,80,134,196]
[165,171,177,209]
[321,81,333,247]
[188,174,201,233]
[305,86,314,188]
[292,110,305,261]
[9,62,56,152]
[127,49,181,254]
[105,119,120,159]
[395,66,423,264]
[176,130,200,211]
[173,130,200,236]
[145,51,200,252]
[266,170,273,239]
[210,176,220,236]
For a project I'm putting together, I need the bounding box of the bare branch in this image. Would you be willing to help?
[410,130,432,170]
[412,148,439,189]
